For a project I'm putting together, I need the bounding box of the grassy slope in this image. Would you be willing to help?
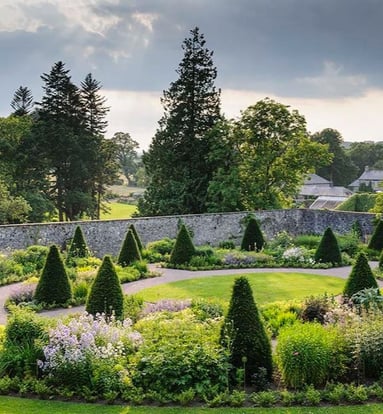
[100,203,137,219]
[136,272,345,304]
[0,397,382,413]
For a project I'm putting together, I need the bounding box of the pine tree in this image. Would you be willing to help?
[314,227,342,265]
[129,223,143,252]
[220,277,272,385]
[139,27,222,216]
[34,245,72,305]
[86,255,124,319]
[169,224,196,265]
[368,220,383,251]
[117,229,142,267]
[241,217,265,252]
[11,86,34,116]
[343,252,378,297]
[67,225,89,260]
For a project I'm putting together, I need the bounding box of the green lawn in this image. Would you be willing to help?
[137,272,345,304]
[0,397,382,413]
[100,202,137,219]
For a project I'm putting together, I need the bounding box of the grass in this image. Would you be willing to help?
[1,397,383,414]
[136,272,345,304]
[100,202,137,219]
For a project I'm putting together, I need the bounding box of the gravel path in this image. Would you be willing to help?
[1,262,380,324]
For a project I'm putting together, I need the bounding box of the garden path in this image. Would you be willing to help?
[0,262,380,324]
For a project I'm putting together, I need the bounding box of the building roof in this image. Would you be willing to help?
[357,169,383,181]
[299,185,353,197]
[303,173,331,186]
[309,196,349,210]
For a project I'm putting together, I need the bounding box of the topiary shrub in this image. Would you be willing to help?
[86,255,124,319]
[129,223,143,252]
[343,252,378,298]
[66,226,89,262]
[241,217,265,252]
[34,245,72,306]
[368,220,383,251]
[169,224,196,265]
[117,229,142,267]
[314,227,342,265]
[220,276,272,385]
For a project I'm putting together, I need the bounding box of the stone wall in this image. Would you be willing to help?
[0,209,375,257]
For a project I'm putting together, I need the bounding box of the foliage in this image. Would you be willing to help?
[128,223,143,252]
[281,246,314,266]
[336,193,376,212]
[222,99,331,209]
[260,300,301,338]
[0,180,31,224]
[34,245,72,306]
[86,256,124,319]
[11,86,34,116]
[220,276,272,385]
[123,294,144,323]
[67,226,89,262]
[117,229,142,267]
[38,313,142,390]
[312,128,358,186]
[343,252,378,298]
[293,234,321,249]
[241,217,265,252]
[368,220,383,251]
[300,294,333,324]
[132,310,228,397]
[111,132,140,184]
[138,27,222,216]
[218,240,236,250]
[169,224,196,265]
[350,288,383,312]
[275,322,346,388]
[314,227,342,265]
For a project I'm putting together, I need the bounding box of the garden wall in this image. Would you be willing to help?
[0,209,375,257]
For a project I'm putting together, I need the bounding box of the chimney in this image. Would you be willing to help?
[365,165,369,172]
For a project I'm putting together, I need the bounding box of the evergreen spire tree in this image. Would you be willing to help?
[241,217,265,252]
[220,276,272,385]
[314,227,342,265]
[129,223,143,252]
[343,252,378,297]
[117,229,142,267]
[139,27,222,216]
[368,220,383,251]
[34,244,72,305]
[11,86,34,116]
[169,224,196,265]
[86,255,124,319]
[67,225,89,260]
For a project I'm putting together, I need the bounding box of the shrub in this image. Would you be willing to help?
[11,245,48,275]
[129,223,143,252]
[86,256,124,319]
[260,301,300,338]
[293,234,321,250]
[300,294,333,324]
[218,240,236,250]
[368,220,383,251]
[146,238,175,256]
[314,227,342,265]
[220,277,272,385]
[66,226,89,261]
[343,252,378,298]
[240,217,265,252]
[275,322,346,388]
[123,294,144,322]
[351,288,383,312]
[117,229,142,267]
[169,224,196,265]
[379,249,383,270]
[34,245,72,306]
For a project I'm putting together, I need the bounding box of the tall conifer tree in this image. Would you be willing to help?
[139,27,222,216]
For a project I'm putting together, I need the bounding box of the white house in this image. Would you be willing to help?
[349,166,383,192]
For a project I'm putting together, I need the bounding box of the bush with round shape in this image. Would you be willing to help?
[129,223,143,252]
[169,224,196,265]
[34,245,72,306]
[86,255,124,319]
[220,276,272,385]
[67,226,89,260]
[240,217,265,252]
[314,227,342,265]
[368,220,383,251]
[117,229,142,267]
[343,251,378,298]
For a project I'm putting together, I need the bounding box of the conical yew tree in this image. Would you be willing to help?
[117,229,142,267]
[34,244,72,305]
[241,217,265,252]
[67,225,89,260]
[343,252,378,298]
[86,255,124,319]
[314,227,342,265]
[368,220,383,251]
[220,276,272,385]
[129,223,143,252]
[169,224,196,265]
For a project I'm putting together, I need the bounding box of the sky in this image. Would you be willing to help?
[1,0,383,150]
